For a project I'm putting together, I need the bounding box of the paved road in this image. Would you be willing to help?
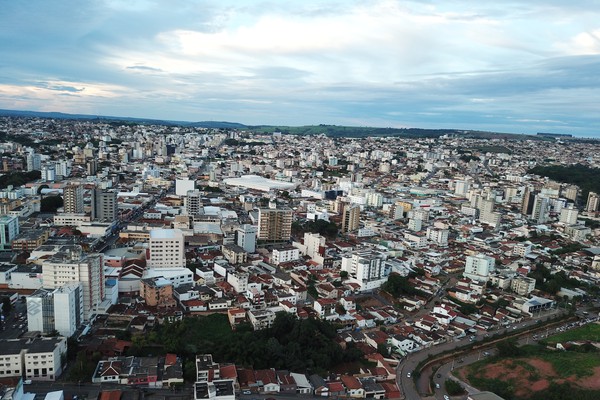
[396,307,564,400]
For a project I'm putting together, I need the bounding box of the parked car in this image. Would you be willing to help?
[406,372,412,378]
[242,390,251,395]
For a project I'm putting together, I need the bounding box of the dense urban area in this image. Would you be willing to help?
[0,116,599,400]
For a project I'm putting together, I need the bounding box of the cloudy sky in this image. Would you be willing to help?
[1,1,600,136]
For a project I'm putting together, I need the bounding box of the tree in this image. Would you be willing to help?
[41,195,63,213]
[445,379,464,396]
[1,297,11,316]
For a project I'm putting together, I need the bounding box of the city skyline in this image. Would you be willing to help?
[1,1,600,136]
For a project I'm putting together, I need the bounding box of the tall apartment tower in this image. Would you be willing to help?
[27,282,83,337]
[148,228,186,268]
[41,246,104,320]
[91,188,118,222]
[559,205,579,225]
[236,224,257,253]
[521,187,536,216]
[257,204,293,242]
[0,215,19,251]
[341,204,360,234]
[586,192,600,213]
[463,254,495,282]
[63,184,84,214]
[184,190,203,216]
[532,195,550,223]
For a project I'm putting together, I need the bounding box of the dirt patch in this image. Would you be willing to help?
[357,296,386,308]
[464,357,600,398]
[577,366,600,390]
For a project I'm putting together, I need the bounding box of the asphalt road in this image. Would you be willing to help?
[396,306,564,400]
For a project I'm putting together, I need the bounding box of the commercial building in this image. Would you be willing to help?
[236,224,257,253]
[140,277,176,308]
[341,204,360,234]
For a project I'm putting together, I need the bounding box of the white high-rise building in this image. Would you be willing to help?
[27,282,83,337]
[454,180,471,196]
[341,250,389,291]
[559,206,579,225]
[426,227,449,246]
[236,224,257,253]
[175,179,195,196]
[463,254,495,282]
[532,195,550,223]
[41,247,104,320]
[0,215,19,251]
[304,232,325,259]
[148,229,185,268]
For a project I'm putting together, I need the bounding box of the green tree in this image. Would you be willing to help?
[1,297,11,316]
[41,195,64,213]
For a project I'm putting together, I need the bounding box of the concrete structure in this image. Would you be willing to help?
[148,229,185,268]
[185,190,203,216]
[0,337,67,381]
[91,188,118,222]
[63,184,84,214]
[258,205,292,242]
[341,250,389,291]
[27,282,83,337]
[0,215,19,251]
[272,246,300,265]
[41,246,104,320]
[463,254,495,283]
[175,179,195,197]
[235,224,257,253]
[342,204,360,234]
[140,277,176,308]
[510,276,536,296]
[586,191,600,213]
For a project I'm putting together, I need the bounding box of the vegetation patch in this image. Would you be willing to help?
[543,323,600,345]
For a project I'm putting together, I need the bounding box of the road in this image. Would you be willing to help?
[396,306,564,400]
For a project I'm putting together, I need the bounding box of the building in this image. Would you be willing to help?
[63,184,84,214]
[0,214,19,251]
[27,283,83,337]
[257,205,292,242]
[426,227,449,246]
[148,229,185,268]
[586,191,600,213]
[341,204,360,234]
[41,246,104,320]
[221,244,247,265]
[272,246,300,265]
[304,232,325,259]
[0,337,67,381]
[236,224,257,253]
[175,179,195,196]
[531,194,550,223]
[91,188,118,222]
[463,254,495,282]
[11,229,50,252]
[140,277,176,308]
[511,276,536,296]
[341,250,389,291]
[559,205,579,225]
[185,190,203,216]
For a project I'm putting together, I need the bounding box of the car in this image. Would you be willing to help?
[242,391,251,395]
[23,380,32,385]
[444,395,450,400]
[435,383,441,389]
[406,372,411,378]
[483,351,490,357]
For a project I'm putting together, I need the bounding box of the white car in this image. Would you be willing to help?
[406,372,411,378]
[444,395,450,400]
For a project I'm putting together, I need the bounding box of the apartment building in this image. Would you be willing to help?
[147,229,185,268]
[258,205,292,242]
[0,337,67,381]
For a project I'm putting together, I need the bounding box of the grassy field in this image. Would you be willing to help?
[544,323,600,345]
[537,350,600,378]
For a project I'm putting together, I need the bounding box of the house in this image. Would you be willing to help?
[309,374,328,397]
[340,375,365,398]
[255,369,280,393]
[276,371,297,393]
[290,372,312,395]
[360,378,386,399]
[327,381,346,397]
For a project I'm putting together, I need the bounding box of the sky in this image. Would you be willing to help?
[1,0,600,137]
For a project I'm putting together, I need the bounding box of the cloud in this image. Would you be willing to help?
[0,1,599,136]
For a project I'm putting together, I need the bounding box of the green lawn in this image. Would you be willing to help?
[545,323,600,344]
[537,351,600,378]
